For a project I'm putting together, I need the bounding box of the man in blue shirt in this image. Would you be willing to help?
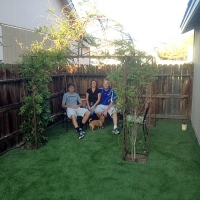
[95,79,120,134]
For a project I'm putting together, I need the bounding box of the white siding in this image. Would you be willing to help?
[0,26,3,61]
[0,0,69,63]
[2,24,45,63]
[0,0,65,30]
[192,27,200,144]
[0,0,90,64]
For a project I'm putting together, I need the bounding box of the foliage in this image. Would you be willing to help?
[156,34,194,61]
[0,62,9,68]
[73,1,158,161]
[18,0,156,151]
[108,33,157,111]
[18,1,111,149]
[18,5,88,149]
[107,35,157,161]
[19,49,66,149]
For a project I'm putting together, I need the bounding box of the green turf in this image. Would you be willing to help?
[0,121,200,200]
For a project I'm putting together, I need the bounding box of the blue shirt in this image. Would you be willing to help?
[99,87,117,105]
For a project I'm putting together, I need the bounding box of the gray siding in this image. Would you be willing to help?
[1,25,89,64]
[2,25,44,64]
[192,26,200,144]
[0,0,64,30]
[0,0,69,63]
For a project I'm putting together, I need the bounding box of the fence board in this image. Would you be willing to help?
[153,64,193,118]
[0,63,194,154]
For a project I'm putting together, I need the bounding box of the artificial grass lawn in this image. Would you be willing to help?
[0,121,200,200]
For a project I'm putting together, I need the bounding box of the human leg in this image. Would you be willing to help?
[95,110,102,118]
[82,110,90,124]
[67,108,78,128]
[108,106,120,134]
[68,108,84,139]
[112,110,118,127]
[95,105,108,128]
[91,109,99,120]
[76,108,90,130]
[89,107,99,121]
[95,105,107,118]
[71,115,78,128]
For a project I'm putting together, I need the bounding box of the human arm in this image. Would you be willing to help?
[62,93,68,109]
[86,92,91,110]
[76,93,82,108]
[62,102,81,109]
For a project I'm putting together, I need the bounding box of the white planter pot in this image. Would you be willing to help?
[182,123,187,131]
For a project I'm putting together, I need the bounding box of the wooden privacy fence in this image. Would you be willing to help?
[0,63,193,154]
[152,64,193,121]
[0,64,115,154]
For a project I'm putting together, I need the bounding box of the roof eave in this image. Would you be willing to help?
[180,0,200,33]
[61,0,76,11]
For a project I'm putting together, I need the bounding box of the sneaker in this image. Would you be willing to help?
[79,128,85,134]
[112,127,120,134]
[78,130,84,139]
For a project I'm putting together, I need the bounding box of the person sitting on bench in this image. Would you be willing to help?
[86,80,101,121]
[95,79,120,134]
[62,83,90,139]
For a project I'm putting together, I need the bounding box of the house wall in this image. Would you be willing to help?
[0,0,90,64]
[1,24,45,63]
[0,26,3,61]
[0,0,68,63]
[192,26,200,144]
[0,0,65,30]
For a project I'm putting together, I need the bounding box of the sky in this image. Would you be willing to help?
[72,0,191,53]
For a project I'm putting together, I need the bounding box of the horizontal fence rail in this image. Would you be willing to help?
[0,63,193,154]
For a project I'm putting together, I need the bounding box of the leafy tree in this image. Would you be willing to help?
[18,0,157,152]
[18,1,119,149]
[156,34,194,61]
[107,32,157,161]
[19,49,67,149]
[18,6,88,149]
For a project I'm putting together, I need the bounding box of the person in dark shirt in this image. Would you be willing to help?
[95,79,120,134]
[86,80,101,120]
